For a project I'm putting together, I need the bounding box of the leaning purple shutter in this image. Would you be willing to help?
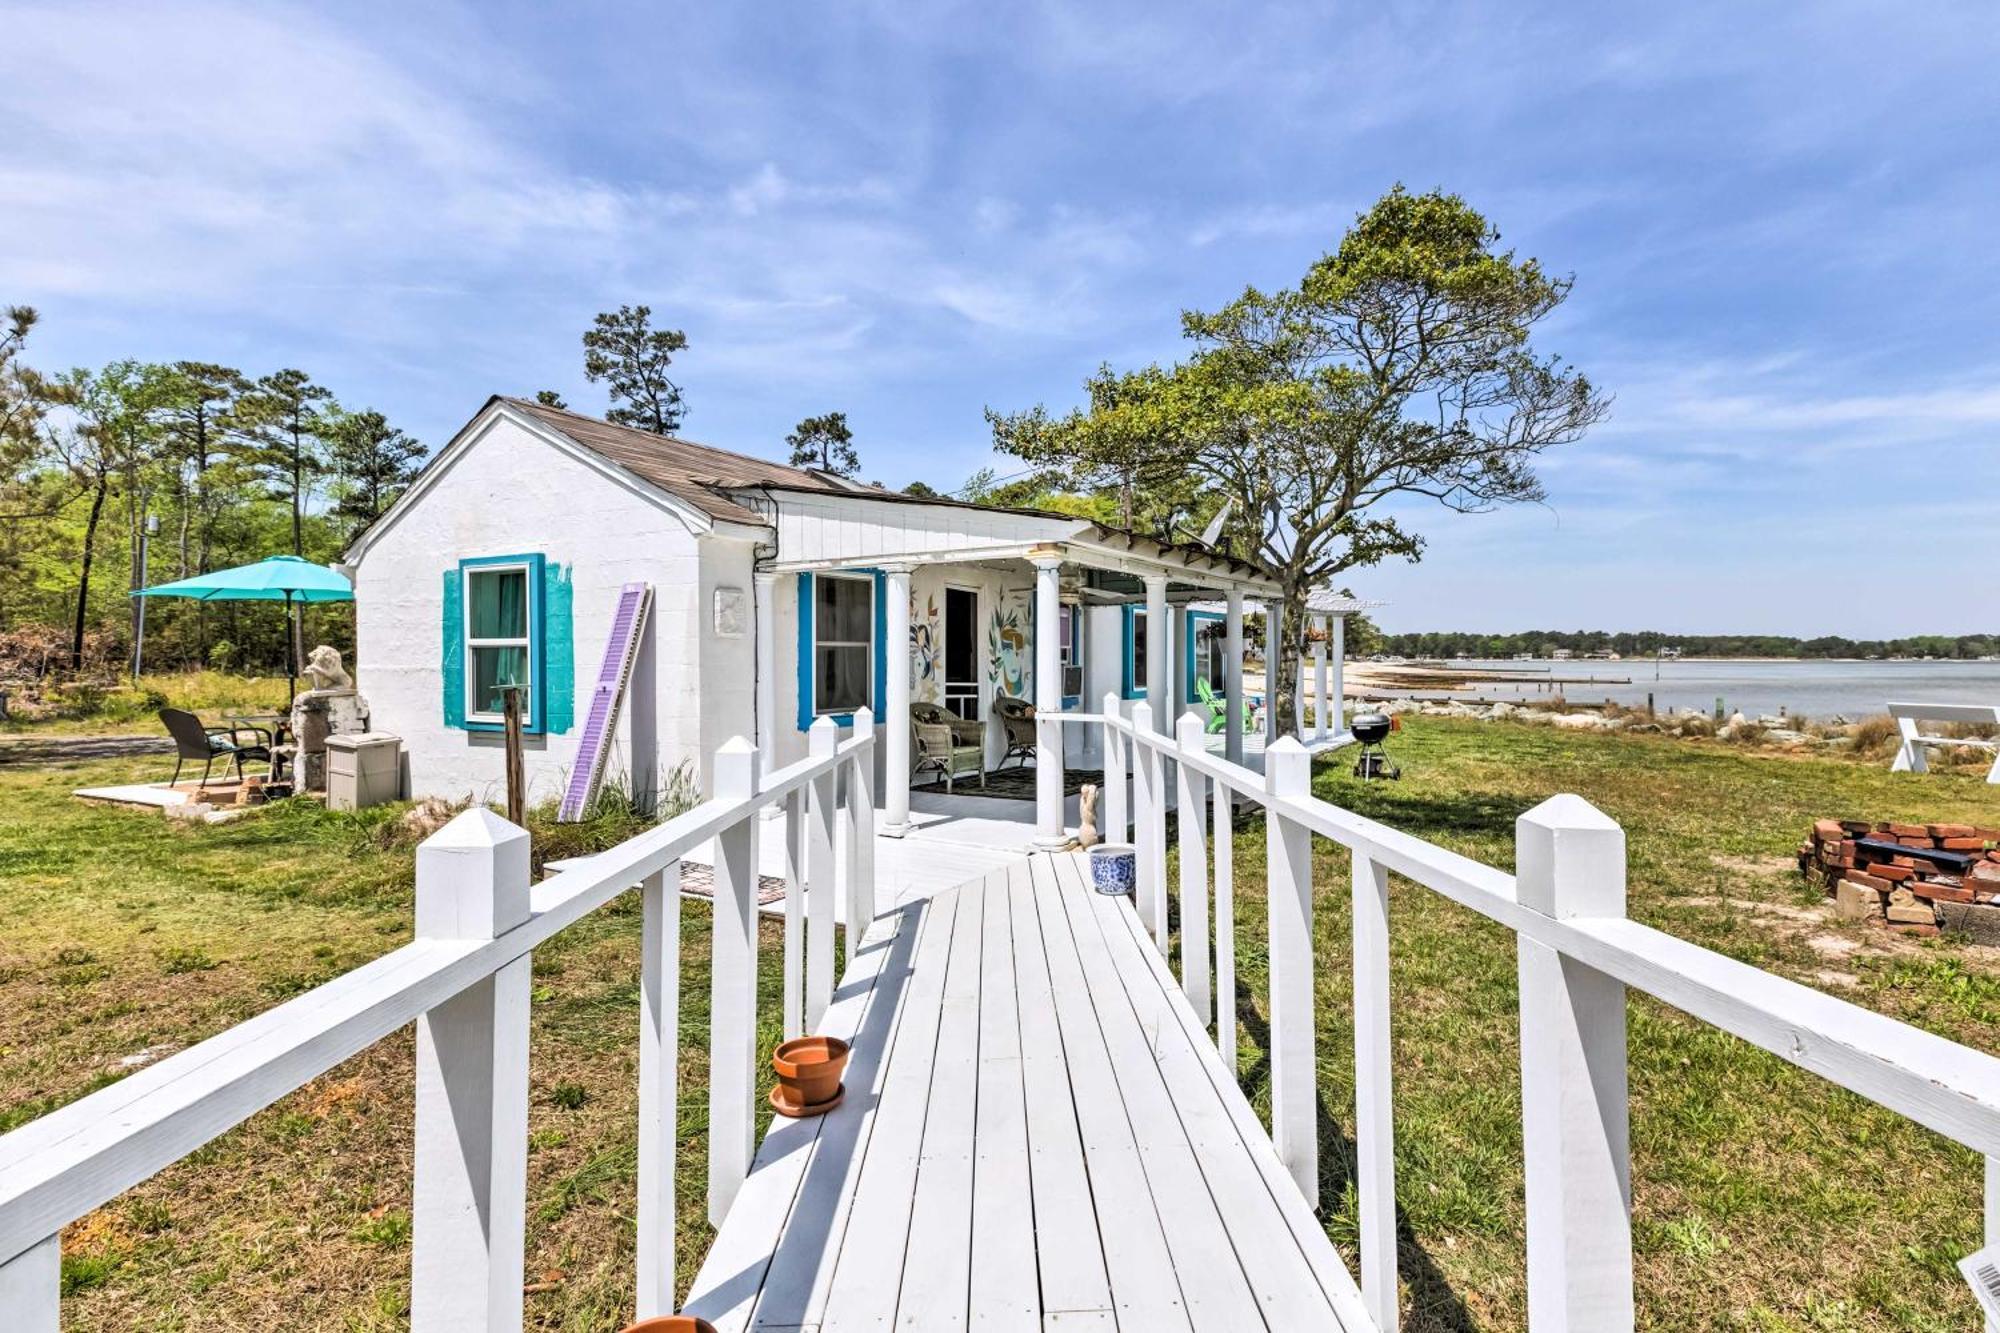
[558,582,654,822]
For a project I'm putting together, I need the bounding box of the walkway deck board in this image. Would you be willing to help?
[685,852,1363,1332]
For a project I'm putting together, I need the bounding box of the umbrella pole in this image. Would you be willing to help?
[286,592,297,707]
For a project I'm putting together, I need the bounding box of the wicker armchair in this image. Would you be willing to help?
[911,702,985,792]
[992,694,1038,769]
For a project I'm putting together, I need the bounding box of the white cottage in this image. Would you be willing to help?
[344,397,1359,842]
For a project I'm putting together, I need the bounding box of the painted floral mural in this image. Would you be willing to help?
[910,590,941,703]
[988,591,1031,699]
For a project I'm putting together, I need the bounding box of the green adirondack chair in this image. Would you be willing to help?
[1194,677,1252,735]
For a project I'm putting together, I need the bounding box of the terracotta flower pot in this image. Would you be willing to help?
[620,1317,717,1333]
[771,1035,850,1116]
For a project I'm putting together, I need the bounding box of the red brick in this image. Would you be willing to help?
[1941,837,1988,851]
[1930,823,1976,838]
[1839,820,1874,836]
[1914,882,1975,904]
[1873,864,1916,882]
[1889,822,1930,838]
[1970,862,2000,887]
[1814,819,1844,841]
[1899,836,1936,849]
[1844,871,1892,892]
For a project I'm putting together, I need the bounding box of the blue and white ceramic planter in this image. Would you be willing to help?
[1089,844,1137,895]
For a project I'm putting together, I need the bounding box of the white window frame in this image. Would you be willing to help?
[813,571,875,718]
[464,561,535,726]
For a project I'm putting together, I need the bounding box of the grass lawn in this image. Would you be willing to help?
[3,720,1998,1329]
[1205,717,2000,1332]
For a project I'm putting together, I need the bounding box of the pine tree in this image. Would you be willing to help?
[327,409,424,534]
[581,305,687,433]
[786,411,860,477]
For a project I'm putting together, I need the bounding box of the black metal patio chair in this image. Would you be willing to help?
[159,708,273,789]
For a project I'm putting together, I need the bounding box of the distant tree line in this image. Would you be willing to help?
[1376,630,2000,660]
[0,306,424,676]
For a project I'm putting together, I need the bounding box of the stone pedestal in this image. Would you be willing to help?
[291,689,370,792]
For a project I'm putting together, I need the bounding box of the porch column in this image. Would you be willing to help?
[1144,574,1171,735]
[1313,612,1330,743]
[1224,589,1246,767]
[753,571,778,791]
[1032,553,1067,848]
[1331,613,1347,737]
[1265,604,1282,743]
[881,563,914,838]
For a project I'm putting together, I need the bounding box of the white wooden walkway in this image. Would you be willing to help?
[685,852,1363,1332]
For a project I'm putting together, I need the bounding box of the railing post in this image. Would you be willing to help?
[1032,553,1068,848]
[1175,713,1212,1025]
[1264,736,1317,1205]
[1352,851,1398,1331]
[1987,1156,2000,1333]
[806,716,839,1030]
[1131,701,1168,948]
[411,808,532,1333]
[1212,775,1235,1066]
[1516,794,1633,1331]
[709,736,759,1226]
[0,1235,59,1333]
[1102,693,1127,846]
[782,789,805,1042]
[846,707,876,939]
[636,861,682,1319]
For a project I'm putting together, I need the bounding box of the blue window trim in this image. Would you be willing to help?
[1183,609,1225,702]
[797,569,888,731]
[1120,604,1149,700]
[458,552,546,735]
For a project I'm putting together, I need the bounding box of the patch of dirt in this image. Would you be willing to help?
[1709,854,1799,880]
[1804,933,1860,959]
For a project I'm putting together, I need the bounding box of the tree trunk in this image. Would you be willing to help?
[70,472,108,672]
[1270,573,1310,737]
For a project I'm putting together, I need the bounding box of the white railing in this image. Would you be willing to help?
[0,712,878,1332]
[1078,693,2000,1333]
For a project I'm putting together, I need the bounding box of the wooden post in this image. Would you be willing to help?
[1102,693,1128,846]
[502,685,525,826]
[1516,794,1633,1331]
[1352,851,1398,1331]
[806,716,839,1031]
[1032,554,1067,847]
[0,1235,58,1333]
[782,788,805,1042]
[411,808,532,1333]
[1264,735,1316,1204]
[846,707,876,938]
[708,737,759,1225]
[635,861,681,1319]
[1212,774,1235,1065]
[1131,701,1168,948]
[1175,712,1212,1024]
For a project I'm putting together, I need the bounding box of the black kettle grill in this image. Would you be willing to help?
[1350,712,1402,780]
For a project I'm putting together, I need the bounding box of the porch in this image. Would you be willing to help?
[751,490,1365,853]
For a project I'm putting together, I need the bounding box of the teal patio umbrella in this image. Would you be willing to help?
[134,555,355,704]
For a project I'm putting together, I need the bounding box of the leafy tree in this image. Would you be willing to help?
[326,409,424,535]
[59,362,163,668]
[153,361,249,580]
[582,305,687,434]
[786,411,859,477]
[989,186,1608,732]
[241,368,334,555]
[534,389,568,409]
[902,480,942,498]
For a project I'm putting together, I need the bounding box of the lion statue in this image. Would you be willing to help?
[303,644,353,692]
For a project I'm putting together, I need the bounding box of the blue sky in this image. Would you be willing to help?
[4,2,1996,635]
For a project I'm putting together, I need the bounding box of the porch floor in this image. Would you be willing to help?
[683,851,1364,1331]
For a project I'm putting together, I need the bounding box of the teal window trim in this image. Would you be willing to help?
[1120,604,1149,699]
[1183,609,1225,702]
[797,568,887,730]
[457,552,546,734]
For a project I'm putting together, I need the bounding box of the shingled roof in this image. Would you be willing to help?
[502,396,847,526]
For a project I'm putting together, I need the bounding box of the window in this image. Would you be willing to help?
[1186,611,1227,701]
[1059,604,1084,705]
[813,574,875,716]
[1122,605,1149,698]
[464,559,537,726]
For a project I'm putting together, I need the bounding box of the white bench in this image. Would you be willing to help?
[1887,700,2000,783]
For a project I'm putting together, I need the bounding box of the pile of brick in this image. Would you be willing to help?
[1800,819,2000,939]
